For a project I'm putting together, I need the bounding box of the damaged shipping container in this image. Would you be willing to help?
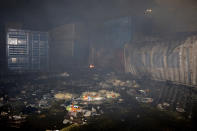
[124,35,197,86]
[88,16,132,71]
[49,23,89,71]
[6,28,49,71]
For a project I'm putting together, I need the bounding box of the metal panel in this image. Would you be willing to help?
[124,35,197,86]
[7,29,49,71]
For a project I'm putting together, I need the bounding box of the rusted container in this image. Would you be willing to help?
[124,35,197,86]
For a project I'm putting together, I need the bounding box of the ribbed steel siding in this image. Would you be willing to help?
[124,36,197,86]
[29,32,49,71]
[7,29,49,71]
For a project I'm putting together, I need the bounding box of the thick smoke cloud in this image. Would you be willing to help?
[153,0,197,33]
[0,0,197,32]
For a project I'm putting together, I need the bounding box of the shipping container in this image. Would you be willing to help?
[49,23,89,71]
[88,16,132,71]
[6,28,49,71]
[124,35,197,86]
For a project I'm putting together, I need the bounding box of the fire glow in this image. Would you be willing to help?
[89,64,95,69]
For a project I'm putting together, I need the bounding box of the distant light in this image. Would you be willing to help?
[8,38,17,45]
[144,8,152,15]
[11,58,17,63]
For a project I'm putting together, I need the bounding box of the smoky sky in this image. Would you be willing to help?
[0,0,197,32]
[153,0,197,33]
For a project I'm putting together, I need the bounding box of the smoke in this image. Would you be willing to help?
[152,0,197,34]
[1,0,197,33]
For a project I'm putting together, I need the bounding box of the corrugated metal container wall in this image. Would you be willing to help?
[7,29,49,71]
[124,35,197,86]
[49,23,89,71]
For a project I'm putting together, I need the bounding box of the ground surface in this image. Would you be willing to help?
[0,69,197,131]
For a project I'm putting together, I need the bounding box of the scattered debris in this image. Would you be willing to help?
[113,79,124,87]
[136,97,153,103]
[176,108,185,113]
[66,104,81,113]
[99,82,111,88]
[118,99,124,102]
[163,102,170,107]
[59,72,70,77]
[0,97,3,102]
[63,119,71,124]
[91,107,96,113]
[84,110,91,117]
[81,90,120,102]
[138,90,147,95]
[54,93,73,100]
[39,99,50,109]
[12,115,26,121]
[99,78,139,88]
[1,111,8,116]
[157,104,164,110]
[106,91,120,99]
[131,80,140,88]
[81,92,103,101]
[0,71,195,130]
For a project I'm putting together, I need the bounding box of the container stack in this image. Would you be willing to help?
[7,28,49,71]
